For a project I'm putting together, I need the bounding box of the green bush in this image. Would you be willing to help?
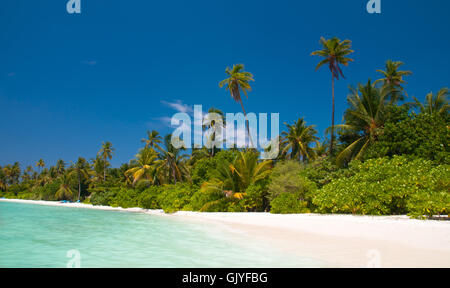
[33,181,61,201]
[268,161,317,203]
[109,188,141,208]
[300,158,353,188]
[241,181,269,212]
[89,188,118,206]
[270,193,309,214]
[365,113,450,164]
[138,186,162,209]
[157,183,196,213]
[190,190,224,211]
[313,156,450,217]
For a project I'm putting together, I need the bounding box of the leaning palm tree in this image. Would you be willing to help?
[55,174,75,200]
[98,141,114,181]
[374,60,412,103]
[413,87,449,116]
[219,64,255,147]
[141,130,163,150]
[125,148,159,185]
[281,118,319,162]
[68,157,91,201]
[330,80,390,165]
[311,37,354,155]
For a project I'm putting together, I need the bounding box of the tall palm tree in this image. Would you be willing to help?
[36,159,45,174]
[141,130,163,150]
[330,80,390,165]
[311,37,354,155]
[55,174,74,200]
[219,64,255,147]
[413,87,449,115]
[374,60,412,103]
[68,157,91,201]
[125,148,159,185]
[98,141,114,181]
[281,118,319,162]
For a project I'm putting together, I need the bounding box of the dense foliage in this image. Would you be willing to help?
[1,54,449,219]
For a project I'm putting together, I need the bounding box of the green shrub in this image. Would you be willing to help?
[138,186,162,209]
[109,188,141,208]
[270,193,309,214]
[89,188,118,206]
[313,156,450,217]
[300,158,353,188]
[157,183,196,213]
[242,181,269,212]
[268,161,317,203]
[190,190,224,211]
[365,113,450,164]
[34,181,61,201]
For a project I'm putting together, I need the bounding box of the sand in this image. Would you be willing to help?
[1,198,449,267]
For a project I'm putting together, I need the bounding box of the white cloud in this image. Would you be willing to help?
[160,100,193,114]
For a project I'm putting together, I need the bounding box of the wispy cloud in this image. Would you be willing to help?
[160,100,193,114]
[7,72,16,77]
[81,60,97,66]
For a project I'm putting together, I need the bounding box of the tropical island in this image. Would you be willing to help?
[1,37,449,221]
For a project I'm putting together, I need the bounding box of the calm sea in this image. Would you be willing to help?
[0,201,321,268]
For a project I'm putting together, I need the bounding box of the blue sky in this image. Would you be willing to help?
[1,0,449,168]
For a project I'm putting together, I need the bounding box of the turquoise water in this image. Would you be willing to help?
[0,201,320,268]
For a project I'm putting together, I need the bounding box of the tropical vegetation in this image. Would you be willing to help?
[0,37,448,219]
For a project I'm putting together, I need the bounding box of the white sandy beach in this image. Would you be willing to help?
[1,198,449,268]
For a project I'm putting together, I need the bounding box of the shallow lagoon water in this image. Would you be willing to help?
[0,201,321,267]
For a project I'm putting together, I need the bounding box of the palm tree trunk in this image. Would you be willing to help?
[239,99,255,148]
[330,75,335,155]
[103,156,106,182]
[78,174,81,201]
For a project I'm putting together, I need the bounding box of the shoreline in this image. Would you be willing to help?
[1,198,449,267]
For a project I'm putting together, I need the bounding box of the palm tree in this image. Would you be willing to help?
[330,80,390,165]
[0,167,7,191]
[55,159,66,176]
[141,130,163,150]
[374,60,412,103]
[201,150,272,198]
[55,174,74,200]
[68,157,91,201]
[314,140,328,158]
[219,64,255,147]
[98,142,114,181]
[281,118,319,162]
[157,134,189,184]
[89,157,106,187]
[311,37,354,155]
[413,87,449,115]
[203,107,225,156]
[125,148,159,185]
[36,159,45,174]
